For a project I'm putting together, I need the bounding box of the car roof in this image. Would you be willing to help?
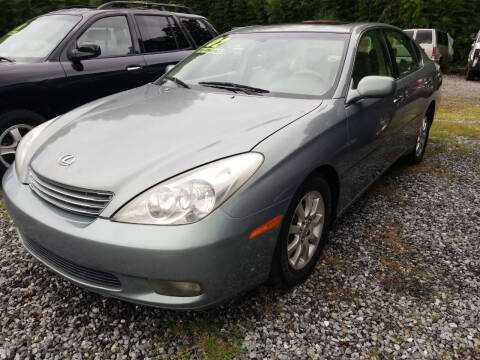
[46,7,203,19]
[229,22,399,35]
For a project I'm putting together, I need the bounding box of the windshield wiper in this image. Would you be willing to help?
[198,82,270,95]
[0,56,15,63]
[165,75,190,89]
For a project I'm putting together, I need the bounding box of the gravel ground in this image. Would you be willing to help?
[1,75,479,359]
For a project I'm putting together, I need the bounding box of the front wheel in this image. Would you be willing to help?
[270,176,332,288]
[0,109,45,177]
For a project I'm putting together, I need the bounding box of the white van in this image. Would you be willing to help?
[404,28,454,68]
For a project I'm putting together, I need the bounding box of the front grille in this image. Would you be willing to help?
[29,170,113,217]
[22,235,121,289]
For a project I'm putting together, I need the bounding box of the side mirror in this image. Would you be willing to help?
[469,33,476,42]
[68,43,101,61]
[347,76,395,103]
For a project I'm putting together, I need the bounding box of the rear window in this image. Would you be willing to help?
[404,30,414,39]
[181,18,215,46]
[415,30,432,44]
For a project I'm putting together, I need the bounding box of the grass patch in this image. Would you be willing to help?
[431,121,480,140]
[436,102,480,122]
[405,161,460,180]
[151,319,244,360]
[367,180,401,200]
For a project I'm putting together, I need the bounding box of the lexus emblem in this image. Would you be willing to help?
[59,155,76,166]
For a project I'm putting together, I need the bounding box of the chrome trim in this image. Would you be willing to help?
[29,170,113,217]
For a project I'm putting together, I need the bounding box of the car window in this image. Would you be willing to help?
[385,30,419,77]
[437,31,448,46]
[351,30,393,89]
[181,18,215,46]
[404,30,414,39]
[77,16,134,58]
[169,18,190,49]
[0,15,81,62]
[135,15,181,53]
[415,30,432,44]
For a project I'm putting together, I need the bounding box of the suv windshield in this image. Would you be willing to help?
[0,15,81,62]
[164,32,349,97]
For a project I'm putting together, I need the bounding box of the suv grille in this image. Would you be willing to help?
[22,234,121,289]
[29,170,113,217]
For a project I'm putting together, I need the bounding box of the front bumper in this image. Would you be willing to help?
[2,167,287,310]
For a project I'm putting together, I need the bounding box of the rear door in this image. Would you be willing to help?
[384,29,428,154]
[134,14,194,81]
[59,14,147,112]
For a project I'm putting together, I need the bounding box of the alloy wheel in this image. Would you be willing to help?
[0,124,33,168]
[415,116,429,157]
[287,191,325,270]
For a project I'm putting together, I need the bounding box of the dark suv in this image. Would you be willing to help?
[0,1,218,174]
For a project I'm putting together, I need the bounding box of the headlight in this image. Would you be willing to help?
[113,153,264,225]
[15,119,54,180]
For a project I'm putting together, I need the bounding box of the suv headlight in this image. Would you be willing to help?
[15,119,54,180]
[113,153,264,225]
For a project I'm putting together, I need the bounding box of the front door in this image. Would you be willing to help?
[59,15,147,113]
[343,29,398,201]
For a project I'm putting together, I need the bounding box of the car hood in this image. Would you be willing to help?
[30,83,321,210]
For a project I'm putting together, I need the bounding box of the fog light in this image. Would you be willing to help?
[148,279,203,297]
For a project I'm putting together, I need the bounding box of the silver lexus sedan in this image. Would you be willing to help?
[3,23,441,310]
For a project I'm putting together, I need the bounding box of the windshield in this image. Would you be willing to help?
[165,32,349,98]
[0,15,81,62]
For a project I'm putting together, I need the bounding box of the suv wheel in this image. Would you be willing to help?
[466,66,475,81]
[0,110,45,176]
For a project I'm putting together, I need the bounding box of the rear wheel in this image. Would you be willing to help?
[0,109,45,177]
[407,115,430,164]
[270,176,331,288]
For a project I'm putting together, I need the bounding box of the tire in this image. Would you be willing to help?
[270,176,332,288]
[0,109,45,177]
[406,114,430,165]
[466,66,474,81]
[439,58,448,73]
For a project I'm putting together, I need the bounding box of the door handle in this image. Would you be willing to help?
[127,65,142,71]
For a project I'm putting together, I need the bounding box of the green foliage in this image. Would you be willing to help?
[0,0,479,63]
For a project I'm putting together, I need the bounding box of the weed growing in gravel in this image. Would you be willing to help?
[405,161,460,180]
[368,346,388,359]
[0,200,11,223]
[150,318,244,359]
[254,286,284,316]
[367,180,402,201]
